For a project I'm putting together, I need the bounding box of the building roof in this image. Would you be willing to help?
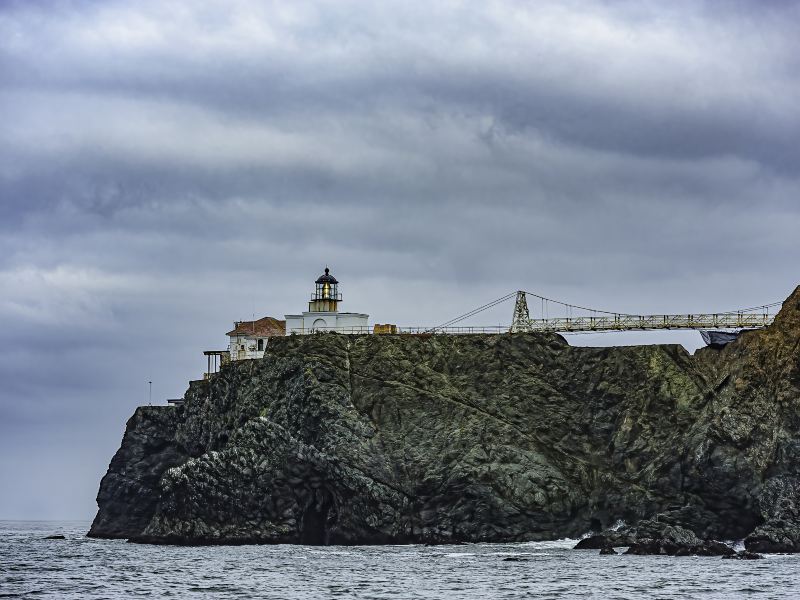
[315,267,338,285]
[226,316,286,337]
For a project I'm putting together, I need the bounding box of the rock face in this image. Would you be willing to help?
[89,287,800,547]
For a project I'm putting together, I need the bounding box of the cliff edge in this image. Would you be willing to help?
[89,286,800,549]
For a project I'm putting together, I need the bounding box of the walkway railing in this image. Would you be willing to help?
[289,326,508,335]
[292,326,374,335]
[397,326,507,334]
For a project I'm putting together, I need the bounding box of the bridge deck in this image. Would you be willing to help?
[509,313,774,333]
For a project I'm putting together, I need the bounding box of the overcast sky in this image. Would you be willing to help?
[1,0,798,520]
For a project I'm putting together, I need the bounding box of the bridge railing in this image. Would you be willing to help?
[521,312,774,332]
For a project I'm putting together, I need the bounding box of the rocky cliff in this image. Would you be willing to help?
[89,286,800,549]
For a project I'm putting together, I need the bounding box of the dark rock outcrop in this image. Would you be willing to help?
[88,407,187,539]
[744,477,800,552]
[624,537,735,557]
[617,519,734,556]
[723,551,763,560]
[575,531,635,549]
[575,536,611,550]
[89,286,800,548]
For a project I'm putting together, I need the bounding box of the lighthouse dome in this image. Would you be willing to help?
[315,267,338,285]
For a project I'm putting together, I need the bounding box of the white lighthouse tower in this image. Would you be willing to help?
[284,267,369,334]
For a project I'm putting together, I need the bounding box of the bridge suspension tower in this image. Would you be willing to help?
[510,291,532,333]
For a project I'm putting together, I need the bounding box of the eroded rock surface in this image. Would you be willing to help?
[89,286,800,548]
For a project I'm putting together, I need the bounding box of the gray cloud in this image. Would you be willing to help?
[1,0,799,519]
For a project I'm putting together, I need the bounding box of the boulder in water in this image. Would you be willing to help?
[574,530,635,549]
[722,551,763,560]
[621,521,734,556]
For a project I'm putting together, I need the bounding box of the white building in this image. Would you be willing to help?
[227,316,286,360]
[285,268,369,334]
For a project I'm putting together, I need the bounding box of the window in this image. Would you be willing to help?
[240,344,245,350]
[257,339,264,351]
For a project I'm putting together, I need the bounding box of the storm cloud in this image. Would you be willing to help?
[1,0,799,519]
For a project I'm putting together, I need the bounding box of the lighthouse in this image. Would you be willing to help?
[284,267,370,334]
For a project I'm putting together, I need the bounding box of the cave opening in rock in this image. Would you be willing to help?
[300,490,333,545]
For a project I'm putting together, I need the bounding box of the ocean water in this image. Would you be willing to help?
[1,521,798,599]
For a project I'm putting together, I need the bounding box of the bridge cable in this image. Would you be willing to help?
[522,291,783,319]
[427,291,517,332]
[716,301,782,315]
[523,290,632,316]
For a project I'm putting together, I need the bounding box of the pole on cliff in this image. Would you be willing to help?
[148,380,152,406]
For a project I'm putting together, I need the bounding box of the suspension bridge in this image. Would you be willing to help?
[417,290,780,335]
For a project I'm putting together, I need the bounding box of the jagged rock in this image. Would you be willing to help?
[88,286,800,547]
[722,551,764,560]
[698,541,737,557]
[615,517,735,556]
[43,535,65,540]
[744,524,800,553]
[631,520,702,546]
[604,517,733,556]
[599,546,617,555]
[625,538,735,557]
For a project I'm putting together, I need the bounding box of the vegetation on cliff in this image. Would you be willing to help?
[89,287,800,550]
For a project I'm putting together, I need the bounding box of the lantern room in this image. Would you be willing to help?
[310,267,341,312]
